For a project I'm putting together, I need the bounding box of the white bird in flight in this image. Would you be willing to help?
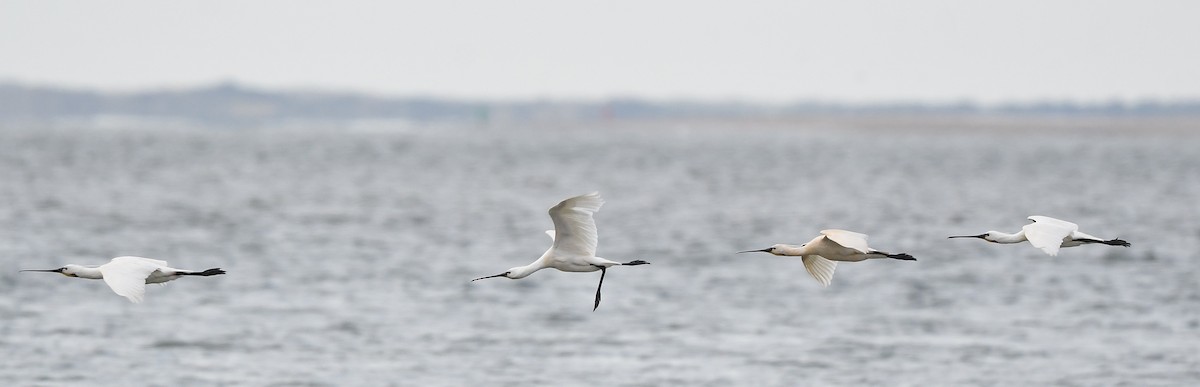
[949,215,1130,256]
[21,256,226,303]
[472,192,649,311]
[739,229,916,287]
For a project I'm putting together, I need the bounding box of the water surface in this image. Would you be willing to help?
[1,121,1197,386]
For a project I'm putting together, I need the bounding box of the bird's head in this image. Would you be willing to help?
[948,232,999,243]
[60,264,87,277]
[20,264,82,277]
[738,244,783,255]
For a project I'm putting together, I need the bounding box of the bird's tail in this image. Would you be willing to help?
[180,268,226,276]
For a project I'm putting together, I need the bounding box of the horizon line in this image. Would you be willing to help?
[4,79,1199,108]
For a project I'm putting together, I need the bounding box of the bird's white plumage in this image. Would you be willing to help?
[473,192,647,311]
[548,191,604,258]
[742,229,912,287]
[1022,216,1079,256]
[123,256,169,268]
[820,229,871,254]
[23,255,225,303]
[951,215,1128,256]
[100,257,165,303]
[1027,216,1079,230]
[801,255,838,287]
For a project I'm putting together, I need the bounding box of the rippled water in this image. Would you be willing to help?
[1,121,1197,386]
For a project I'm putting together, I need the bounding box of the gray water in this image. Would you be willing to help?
[1,121,1197,386]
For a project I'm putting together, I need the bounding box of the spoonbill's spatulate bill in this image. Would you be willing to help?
[949,215,1130,256]
[471,192,649,311]
[21,256,226,303]
[739,229,915,287]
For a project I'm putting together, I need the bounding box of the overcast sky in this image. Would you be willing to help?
[2,0,1198,103]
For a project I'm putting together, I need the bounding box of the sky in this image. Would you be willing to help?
[2,0,1198,103]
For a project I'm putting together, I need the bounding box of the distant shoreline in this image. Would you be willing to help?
[3,82,1200,129]
[4,114,1198,137]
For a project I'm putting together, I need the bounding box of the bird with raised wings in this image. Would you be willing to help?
[471,192,649,311]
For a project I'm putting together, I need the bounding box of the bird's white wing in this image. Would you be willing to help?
[101,257,165,303]
[545,230,556,240]
[1027,216,1079,230]
[1023,217,1076,256]
[548,192,604,258]
[112,255,169,267]
[802,255,838,287]
[820,229,871,253]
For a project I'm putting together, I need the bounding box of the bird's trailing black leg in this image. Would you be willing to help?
[178,268,226,276]
[593,265,606,311]
[622,260,650,266]
[1081,238,1131,247]
[1104,238,1131,247]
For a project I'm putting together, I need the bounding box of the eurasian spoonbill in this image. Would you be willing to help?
[949,215,1130,256]
[471,192,649,311]
[739,229,915,287]
[21,256,226,303]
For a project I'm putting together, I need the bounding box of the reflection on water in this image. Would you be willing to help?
[0,122,1197,385]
